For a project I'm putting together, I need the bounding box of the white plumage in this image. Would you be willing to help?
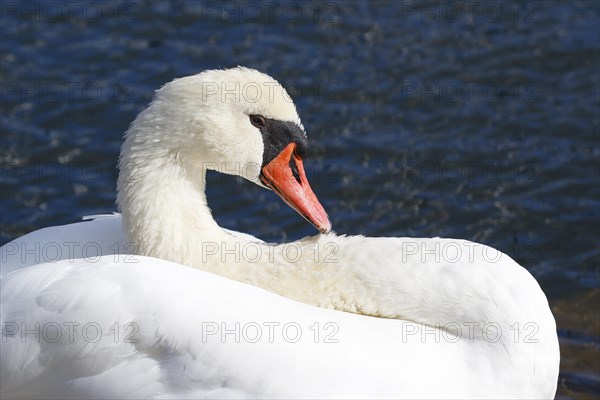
[0,68,559,399]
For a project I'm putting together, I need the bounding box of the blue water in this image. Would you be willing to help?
[1,1,599,397]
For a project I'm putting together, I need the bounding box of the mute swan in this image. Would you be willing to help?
[1,67,559,399]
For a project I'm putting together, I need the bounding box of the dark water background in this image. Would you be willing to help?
[1,1,599,398]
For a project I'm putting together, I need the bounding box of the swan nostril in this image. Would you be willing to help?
[289,154,302,185]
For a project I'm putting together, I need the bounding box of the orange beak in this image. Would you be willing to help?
[260,143,331,233]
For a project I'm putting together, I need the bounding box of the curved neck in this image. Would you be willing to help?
[118,137,230,265]
[117,120,556,375]
[115,95,557,396]
[117,129,552,332]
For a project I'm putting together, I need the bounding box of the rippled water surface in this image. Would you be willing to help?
[1,1,599,397]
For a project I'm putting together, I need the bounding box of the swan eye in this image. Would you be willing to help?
[250,115,266,128]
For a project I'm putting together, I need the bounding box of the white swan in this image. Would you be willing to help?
[0,67,559,399]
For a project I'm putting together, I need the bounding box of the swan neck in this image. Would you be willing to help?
[117,133,228,263]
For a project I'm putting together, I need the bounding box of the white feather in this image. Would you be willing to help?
[1,68,559,398]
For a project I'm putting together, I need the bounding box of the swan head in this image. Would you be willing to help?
[122,67,331,233]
